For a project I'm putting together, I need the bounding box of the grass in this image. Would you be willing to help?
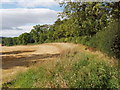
[3,46,119,88]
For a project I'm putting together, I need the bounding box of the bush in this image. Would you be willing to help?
[56,53,118,88]
[65,57,118,88]
[71,36,91,45]
[89,22,120,59]
[2,38,14,46]
[4,52,118,88]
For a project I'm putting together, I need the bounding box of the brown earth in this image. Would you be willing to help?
[1,43,79,83]
[1,42,115,84]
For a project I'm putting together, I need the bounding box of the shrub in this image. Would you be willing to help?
[4,52,118,88]
[58,53,119,88]
[89,22,120,59]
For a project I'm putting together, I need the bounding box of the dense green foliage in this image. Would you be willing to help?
[2,38,14,46]
[2,2,119,59]
[2,1,119,88]
[3,52,118,88]
[89,22,120,59]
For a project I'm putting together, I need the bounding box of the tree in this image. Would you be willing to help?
[2,38,13,46]
[30,24,50,43]
[18,33,31,45]
[59,1,119,36]
[13,37,19,45]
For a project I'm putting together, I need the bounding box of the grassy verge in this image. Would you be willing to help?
[3,47,119,88]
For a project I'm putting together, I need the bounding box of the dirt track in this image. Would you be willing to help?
[1,43,78,83]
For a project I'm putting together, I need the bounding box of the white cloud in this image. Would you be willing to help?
[1,8,59,37]
[1,8,58,30]
[17,0,58,7]
[1,0,12,2]
[1,25,33,37]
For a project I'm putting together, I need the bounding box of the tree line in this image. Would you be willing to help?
[2,1,119,59]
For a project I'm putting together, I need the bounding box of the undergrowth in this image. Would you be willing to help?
[3,49,119,88]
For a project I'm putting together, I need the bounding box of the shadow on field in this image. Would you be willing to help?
[2,53,60,69]
[1,50,35,55]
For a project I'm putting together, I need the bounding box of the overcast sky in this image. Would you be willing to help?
[1,0,117,37]
[0,0,63,37]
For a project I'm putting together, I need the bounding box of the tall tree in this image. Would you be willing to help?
[59,1,119,36]
[18,33,31,45]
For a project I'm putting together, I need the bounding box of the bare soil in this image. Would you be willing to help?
[1,43,78,83]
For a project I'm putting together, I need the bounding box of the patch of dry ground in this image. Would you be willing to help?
[1,43,116,84]
[1,43,78,83]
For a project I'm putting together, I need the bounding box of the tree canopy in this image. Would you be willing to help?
[2,1,119,59]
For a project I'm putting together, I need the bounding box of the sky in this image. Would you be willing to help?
[0,0,118,37]
[0,0,63,37]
